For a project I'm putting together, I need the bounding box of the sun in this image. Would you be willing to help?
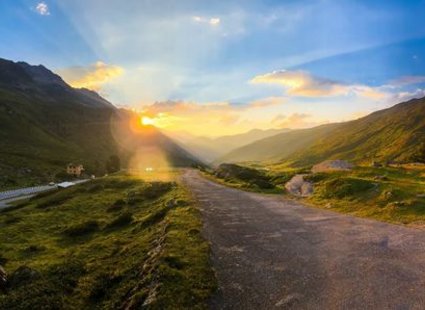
[141,116,156,126]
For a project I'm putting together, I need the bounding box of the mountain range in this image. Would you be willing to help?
[168,128,290,162]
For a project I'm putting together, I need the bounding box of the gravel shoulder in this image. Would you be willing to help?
[182,169,425,310]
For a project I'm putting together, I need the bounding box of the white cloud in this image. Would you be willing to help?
[35,2,50,15]
[251,70,387,99]
[209,18,220,25]
[192,16,220,26]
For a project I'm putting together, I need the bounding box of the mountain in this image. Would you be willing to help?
[216,124,338,164]
[169,128,290,162]
[217,97,425,166]
[290,97,425,166]
[0,58,201,188]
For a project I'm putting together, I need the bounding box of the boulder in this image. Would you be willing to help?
[285,175,313,197]
[312,160,354,173]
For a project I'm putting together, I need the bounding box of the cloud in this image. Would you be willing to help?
[271,114,286,124]
[58,61,124,91]
[390,88,425,103]
[137,98,289,136]
[275,113,326,129]
[192,16,221,26]
[389,75,425,86]
[251,70,386,99]
[35,2,50,15]
[248,96,286,108]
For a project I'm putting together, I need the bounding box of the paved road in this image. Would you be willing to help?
[0,180,89,210]
[182,170,425,310]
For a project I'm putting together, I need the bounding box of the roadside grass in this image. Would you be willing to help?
[202,164,284,194]
[208,163,425,226]
[0,172,216,309]
[303,166,425,226]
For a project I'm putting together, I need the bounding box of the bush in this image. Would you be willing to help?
[63,220,100,237]
[321,178,374,199]
[215,164,274,188]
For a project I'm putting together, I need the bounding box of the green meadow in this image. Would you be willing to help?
[0,172,216,309]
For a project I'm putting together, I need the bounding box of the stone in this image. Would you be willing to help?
[311,160,354,173]
[285,175,313,197]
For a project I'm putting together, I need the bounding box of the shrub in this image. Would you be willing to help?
[321,178,374,199]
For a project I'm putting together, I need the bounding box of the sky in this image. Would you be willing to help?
[1,0,425,136]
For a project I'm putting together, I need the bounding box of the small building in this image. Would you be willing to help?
[66,163,84,177]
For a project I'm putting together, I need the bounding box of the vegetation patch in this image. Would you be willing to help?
[209,163,280,192]
[63,220,100,237]
[106,212,133,229]
[319,177,375,199]
[0,173,215,309]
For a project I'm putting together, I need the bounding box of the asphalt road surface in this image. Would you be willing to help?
[182,170,425,310]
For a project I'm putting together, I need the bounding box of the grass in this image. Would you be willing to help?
[202,164,284,194]
[0,172,216,309]
[304,166,425,226]
[208,163,425,227]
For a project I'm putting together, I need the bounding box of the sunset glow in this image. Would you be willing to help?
[141,116,156,126]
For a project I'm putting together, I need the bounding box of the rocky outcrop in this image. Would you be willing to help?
[285,175,313,197]
[312,160,354,173]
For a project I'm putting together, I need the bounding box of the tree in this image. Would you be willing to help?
[105,155,121,173]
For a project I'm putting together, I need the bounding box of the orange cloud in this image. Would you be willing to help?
[58,61,124,91]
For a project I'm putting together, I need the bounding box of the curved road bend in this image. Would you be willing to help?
[181,170,425,310]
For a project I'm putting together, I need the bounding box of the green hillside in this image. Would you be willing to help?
[217,98,425,167]
[216,124,338,164]
[0,58,201,189]
[291,98,425,166]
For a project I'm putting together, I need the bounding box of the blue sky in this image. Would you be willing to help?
[1,0,425,136]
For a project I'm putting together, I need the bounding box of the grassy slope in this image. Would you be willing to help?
[217,98,425,166]
[206,164,425,226]
[303,166,425,226]
[216,124,337,164]
[291,98,425,166]
[0,172,216,309]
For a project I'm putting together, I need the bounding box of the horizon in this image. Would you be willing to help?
[2,0,425,136]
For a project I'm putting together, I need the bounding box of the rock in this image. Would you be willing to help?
[0,265,7,290]
[311,160,354,173]
[285,175,313,197]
